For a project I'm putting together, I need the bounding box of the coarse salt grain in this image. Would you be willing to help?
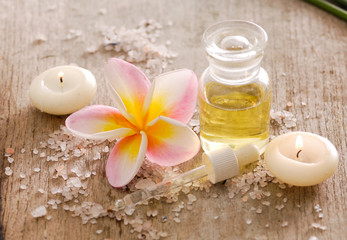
[33,148,39,154]
[281,221,288,227]
[31,206,47,218]
[20,185,27,190]
[311,223,327,230]
[7,157,14,163]
[173,217,180,223]
[5,167,13,176]
[103,146,109,153]
[96,229,103,234]
[34,168,41,173]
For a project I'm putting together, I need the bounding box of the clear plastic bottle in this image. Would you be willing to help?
[199,20,271,153]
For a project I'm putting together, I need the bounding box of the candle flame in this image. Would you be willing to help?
[296,135,303,151]
[58,72,64,78]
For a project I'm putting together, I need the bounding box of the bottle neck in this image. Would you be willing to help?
[207,53,263,82]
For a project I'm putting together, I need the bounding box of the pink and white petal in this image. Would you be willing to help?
[145,116,200,166]
[108,84,137,125]
[143,69,198,125]
[105,58,150,127]
[66,105,137,140]
[106,132,148,187]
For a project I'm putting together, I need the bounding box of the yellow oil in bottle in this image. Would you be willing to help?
[199,81,271,152]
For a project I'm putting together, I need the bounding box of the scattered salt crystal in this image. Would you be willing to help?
[67,177,82,188]
[93,152,101,160]
[187,193,197,204]
[302,101,307,106]
[60,142,66,151]
[286,101,292,107]
[90,219,97,224]
[20,173,26,179]
[5,167,13,176]
[246,219,252,225]
[311,223,327,230]
[39,152,46,158]
[283,197,288,203]
[21,148,26,153]
[152,209,158,217]
[265,223,269,228]
[20,185,27,190]
[256,207,262,214]
[5,148,15,155]
[33,148,39,154]
[276,192,282,198]
[281,221,288,227]
[309,236,319,240]
[275,204,285,210]
[34,168,40,173]
[46,215,52,220]
[262,201,270,206]
[7,157,14,163]
[38,188,45,193]
[96,229,103,234]
[84,171,91,178]
[314,204,322,212]
[214,216,219,220]
[31,206,47,218]
[318,212,324,219]
[173,217,181,223]
[281,72,286,76]
[51,187,62,194]
[103,146,109,153]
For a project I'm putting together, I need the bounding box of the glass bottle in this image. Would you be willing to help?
[199,20,271,153]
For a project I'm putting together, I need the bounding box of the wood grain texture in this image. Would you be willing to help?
[1,0,346,239]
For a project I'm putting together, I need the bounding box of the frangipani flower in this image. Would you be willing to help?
[66,58,200,187]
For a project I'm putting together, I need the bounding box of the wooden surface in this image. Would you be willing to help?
[1,0,346,239]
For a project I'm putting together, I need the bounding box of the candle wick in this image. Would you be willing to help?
[296,149,302,159]
[60,76,63,84]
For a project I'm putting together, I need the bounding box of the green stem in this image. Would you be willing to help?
[304,0,347,21]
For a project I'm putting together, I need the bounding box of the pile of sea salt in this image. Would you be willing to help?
[100,19,177,79]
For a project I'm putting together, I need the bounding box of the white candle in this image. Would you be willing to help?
[264,132,339,186]
[29,65,97,115]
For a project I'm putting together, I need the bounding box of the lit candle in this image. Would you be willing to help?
[264,132,339,186]
[29,66,97,115]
